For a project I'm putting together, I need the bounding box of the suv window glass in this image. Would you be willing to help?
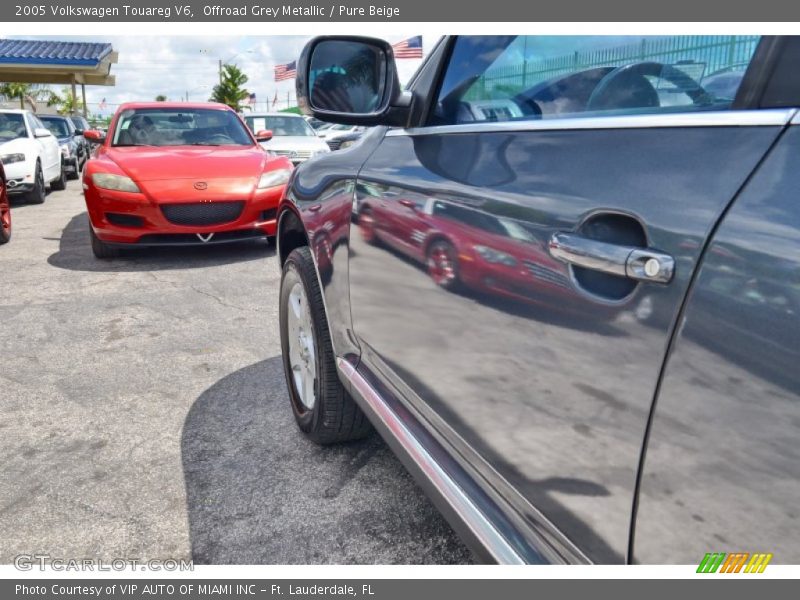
[431,35,761,125]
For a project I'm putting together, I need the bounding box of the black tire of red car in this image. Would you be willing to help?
[427,239,461,291]
[51,162,67,191]
[89,223,120,259]
[25,162,45,204]
[279,246,372,444]
[0,191,10,245]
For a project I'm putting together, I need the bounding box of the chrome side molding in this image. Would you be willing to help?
[387,109,798,138]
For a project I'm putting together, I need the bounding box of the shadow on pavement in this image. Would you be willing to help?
[181,357,472,564]
[48,212,274,272]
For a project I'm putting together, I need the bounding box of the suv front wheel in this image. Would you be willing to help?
[279,246,372,444]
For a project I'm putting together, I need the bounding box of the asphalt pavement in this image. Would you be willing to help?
[0,182,471,565]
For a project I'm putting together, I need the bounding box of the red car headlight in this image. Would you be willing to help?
[257,168,292,189]
[91,173,141,193]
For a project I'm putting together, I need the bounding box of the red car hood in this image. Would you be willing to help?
[106,146,268,182]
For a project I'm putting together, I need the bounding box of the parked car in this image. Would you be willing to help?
[318,123,368,150]
[276,35,800,564]
[39,114,83,179]
[303,115,328,130]
[0,162,10,244]
[67,114,94,167]
[242,112,330,165]
[68,114,91,134]
[0,109,65,203]
[81,102,292,259]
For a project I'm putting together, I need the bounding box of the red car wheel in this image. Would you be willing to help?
[359,209,377,244]
[0,182,10,245]
[427,240,459,290]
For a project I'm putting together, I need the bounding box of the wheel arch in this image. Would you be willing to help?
[277,205,310,267]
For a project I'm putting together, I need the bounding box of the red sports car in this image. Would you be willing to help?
[0,162,10,245]
[81,102,292,258]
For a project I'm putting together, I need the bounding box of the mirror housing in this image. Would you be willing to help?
[297,36,411,127]
[255,129,273,142]
[73,128,84,136]
[34,127,52,138]
[83,129,105,143]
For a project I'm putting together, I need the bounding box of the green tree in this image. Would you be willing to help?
[155,94,167,102]
[209,64,250,111]
[46,87,84,115]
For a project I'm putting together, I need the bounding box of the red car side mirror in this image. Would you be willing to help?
[255,129,273,142]
[83,129,105,143]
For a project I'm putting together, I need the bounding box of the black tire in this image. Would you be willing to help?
[25,162,45,204]
[89,223,120,259]
[51,162,67,191]
[67,162,79,180]
[280,246,372,444]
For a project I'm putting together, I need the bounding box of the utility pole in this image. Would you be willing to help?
[218,59,223,84]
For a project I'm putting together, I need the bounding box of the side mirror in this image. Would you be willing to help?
[297,36,410,127]
[74,129,84,136]
[34,128,52,138]
[255,130,273,142]
[83,130,105,143]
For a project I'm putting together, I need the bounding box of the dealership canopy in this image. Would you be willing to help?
[0,39,117,86]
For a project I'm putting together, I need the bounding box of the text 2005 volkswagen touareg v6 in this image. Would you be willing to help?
[276,35,800,564]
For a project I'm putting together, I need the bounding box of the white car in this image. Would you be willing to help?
[316,123,369,151]
[243,112,330,165]
[0,109,65,204]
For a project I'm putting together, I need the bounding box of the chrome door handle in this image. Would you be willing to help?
[548,232,675,284]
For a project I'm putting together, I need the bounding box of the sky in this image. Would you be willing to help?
[3,34,440,116]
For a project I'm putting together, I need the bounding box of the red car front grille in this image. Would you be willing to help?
[160,201,244,226]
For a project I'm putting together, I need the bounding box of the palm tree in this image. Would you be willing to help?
[0,82,55,111]
[209,64,250,111]
[46,87,84,115]
[155,94,167,102]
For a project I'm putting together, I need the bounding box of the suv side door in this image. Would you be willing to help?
[347,35,792,563]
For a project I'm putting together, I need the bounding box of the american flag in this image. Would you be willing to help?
[98,98,107,110]
[392,36,423,59]
[247,92,256,106]
[274,60,297,82]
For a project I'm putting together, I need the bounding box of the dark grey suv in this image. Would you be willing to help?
[276,35,800,564]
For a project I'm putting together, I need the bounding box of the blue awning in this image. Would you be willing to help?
[0,38,117,86]
[0,39,112,67]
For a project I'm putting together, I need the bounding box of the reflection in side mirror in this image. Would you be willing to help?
[297,36,409,127]
[83,130,105,143]
[255,129,273,142]
[308,40,387,115]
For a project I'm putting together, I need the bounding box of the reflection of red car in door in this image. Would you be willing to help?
[359,193,576,307]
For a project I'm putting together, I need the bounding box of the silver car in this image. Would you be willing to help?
[243,112,329,165]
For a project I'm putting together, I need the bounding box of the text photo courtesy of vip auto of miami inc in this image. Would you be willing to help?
[0,5,799,589]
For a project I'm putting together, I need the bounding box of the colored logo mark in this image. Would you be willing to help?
[697,552,773,573]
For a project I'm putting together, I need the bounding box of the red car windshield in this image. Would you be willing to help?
[111,108,254,147]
